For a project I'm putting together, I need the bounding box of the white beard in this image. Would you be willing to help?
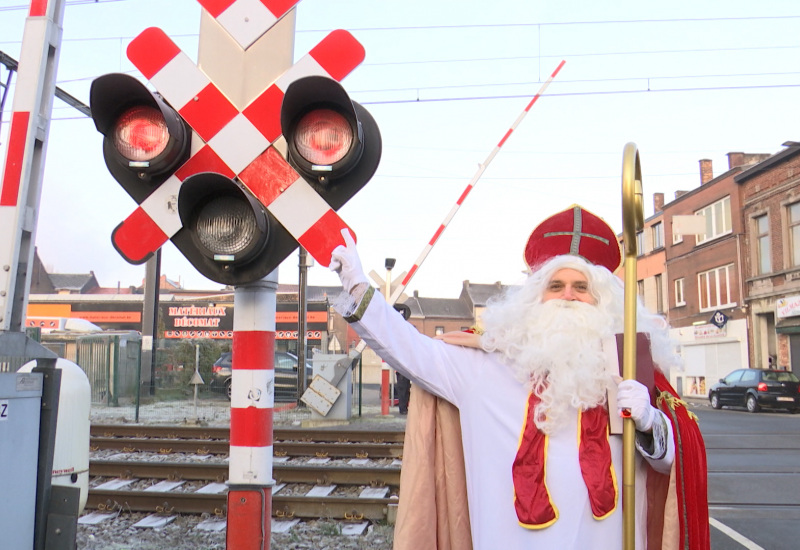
[487,299,616,434]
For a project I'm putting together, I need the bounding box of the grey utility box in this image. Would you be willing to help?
[310,353,353,420]
[0,371,43,549]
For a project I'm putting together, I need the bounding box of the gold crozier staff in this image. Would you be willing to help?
[620,142,644,550]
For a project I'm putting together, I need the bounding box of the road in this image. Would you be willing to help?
[693,401,800,549]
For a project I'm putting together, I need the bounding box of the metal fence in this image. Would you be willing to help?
[29,333,370,425]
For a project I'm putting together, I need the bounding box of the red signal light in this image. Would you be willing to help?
[293,108,353,166]
[113,105,170,163]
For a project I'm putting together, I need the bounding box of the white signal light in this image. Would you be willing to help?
[194,196,260,261]
[113,105,169,163]
[293,109,353,167]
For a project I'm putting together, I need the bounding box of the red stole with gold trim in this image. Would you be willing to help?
[512,393,617,528]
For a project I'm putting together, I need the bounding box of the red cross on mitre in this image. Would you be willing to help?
[524,205,622,273]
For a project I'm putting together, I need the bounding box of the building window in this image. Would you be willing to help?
[698,264,735,311]
[675,278,685,306]
[673,229,683,245]
[685,376,706,396]
[652,222,664,250]
[435,326,445,336]
[788,202,800,267]
[655,273,663,313]
[755,214,771,275]
[637,280,644,296]
[696,196,732,244]
[636,231,645,256]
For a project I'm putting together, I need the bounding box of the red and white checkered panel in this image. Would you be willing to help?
[128,27,364,158]
[198,0,300,49]
[113,27,365,267]
[112,146,235,263]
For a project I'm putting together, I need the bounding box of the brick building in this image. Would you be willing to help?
[660,152,770,395]
[735,142,800,373]
[629,194,668,317]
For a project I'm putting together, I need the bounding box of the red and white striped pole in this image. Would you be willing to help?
[388,60,566,306]
[227,274,277,549]
[0,0,65,332]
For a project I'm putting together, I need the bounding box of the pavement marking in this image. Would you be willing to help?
[710,518,766,550]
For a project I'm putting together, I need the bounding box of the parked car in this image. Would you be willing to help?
[708,368,800,413]
[210,351,313,401]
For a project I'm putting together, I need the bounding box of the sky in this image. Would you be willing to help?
[2,0,800,298]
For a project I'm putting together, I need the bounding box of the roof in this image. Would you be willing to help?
[461,281,510,307]
[276,284,339,302]
[403,295,473,319]
[735,142,800,184]
[48,273,99,293]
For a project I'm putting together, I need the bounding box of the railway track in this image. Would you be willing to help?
[86,424,406,525]
[89,425,405,457]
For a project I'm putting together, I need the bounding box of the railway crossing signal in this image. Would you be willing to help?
[89,74,191,205]
[280,75,382,207]
[90,25,381,286]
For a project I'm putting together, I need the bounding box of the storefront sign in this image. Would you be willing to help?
[694,323,726,339]
[776,294,800,319]
[276,330,323,340]
[161,302,328,340]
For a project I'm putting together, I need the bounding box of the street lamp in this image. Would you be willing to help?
[382,258,396,415]
[384,258,396,299]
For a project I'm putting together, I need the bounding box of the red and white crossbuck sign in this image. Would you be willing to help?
[113,8,364,268]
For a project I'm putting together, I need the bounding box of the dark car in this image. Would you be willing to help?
[708,368,800,413]
[210,351,313,401]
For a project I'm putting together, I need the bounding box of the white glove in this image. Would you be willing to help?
[330,228,369,293]
[616,379,657,432]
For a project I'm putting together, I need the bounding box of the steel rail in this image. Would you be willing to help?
[86,490,395,520]
[89,460,402,486]
[90,437,404,458]
[90,424,406,444]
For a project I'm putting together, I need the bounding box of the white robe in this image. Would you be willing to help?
[348,289,673,550]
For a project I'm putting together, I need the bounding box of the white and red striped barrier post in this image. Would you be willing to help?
[227,273,278,549]
[0,0,65,332]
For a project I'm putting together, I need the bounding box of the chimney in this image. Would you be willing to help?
[653,192,664,213]
[727,152,744,170]
[699,159,713,184]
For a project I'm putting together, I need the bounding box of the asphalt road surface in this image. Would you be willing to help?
[693,401,800,549]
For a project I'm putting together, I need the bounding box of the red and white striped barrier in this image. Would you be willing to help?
[389,60,567,305]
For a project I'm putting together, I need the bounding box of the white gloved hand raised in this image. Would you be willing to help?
[616,379,657,432]
[330,228,369,293]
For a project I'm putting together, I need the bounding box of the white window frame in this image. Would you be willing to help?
[697,264,736,312]
[754,214,771,275]
[652,222,664,250]
[788,202,800,267]
[695,196,732,245]
[655,273,664,313]
[675,278,685,307]
[636,231,645,256]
